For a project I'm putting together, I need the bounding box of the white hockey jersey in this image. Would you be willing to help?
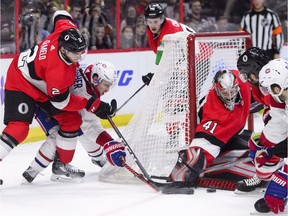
[71,64,113,147]
[260,95,288,147]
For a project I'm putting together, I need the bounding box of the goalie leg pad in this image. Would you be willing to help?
[255,155,285,180]
[169,147,205,184]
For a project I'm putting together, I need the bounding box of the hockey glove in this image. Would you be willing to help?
[248,133,273,166]
[264,167,288,214]
[103,140,126,167]
[85,96,101,113]
[95,99,117,119]
[142,73,154,86]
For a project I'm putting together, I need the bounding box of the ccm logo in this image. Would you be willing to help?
[117,70,133,86]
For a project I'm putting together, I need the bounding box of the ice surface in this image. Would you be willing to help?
[0,114,266,216]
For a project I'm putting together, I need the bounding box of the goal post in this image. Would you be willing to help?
[99,31,252,183]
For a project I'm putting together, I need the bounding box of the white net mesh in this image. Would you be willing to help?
[99,32,250,183]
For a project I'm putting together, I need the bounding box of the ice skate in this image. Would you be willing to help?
[22,166,40,183]
[91,156,106,168]
[50,159,85,183]
[234,175,268,194]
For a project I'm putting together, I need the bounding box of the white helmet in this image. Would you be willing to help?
[213,69,240,111]
[259,59,288,102]
[91,60,117,87]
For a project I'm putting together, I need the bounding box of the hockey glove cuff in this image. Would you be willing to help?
[104,140,126,167]
[95,99,117,119]
[248,133,273,162]
[85,97,101,113]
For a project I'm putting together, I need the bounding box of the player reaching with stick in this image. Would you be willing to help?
[22,60,126,182]
[0,10,121,184]
[235,47,287,194]
[251,58,288,214]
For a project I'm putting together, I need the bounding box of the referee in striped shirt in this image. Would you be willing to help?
[240,0,284,60]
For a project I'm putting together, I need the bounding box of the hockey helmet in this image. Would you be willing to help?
[58,28,87,53]
[52,10,73,24]
[144,3,165,19]
[259,59,288,102]
[91,60,117,88]
[214,69,240,111]
[237,47,270,82]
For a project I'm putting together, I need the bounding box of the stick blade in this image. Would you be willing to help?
[160,185,194,195]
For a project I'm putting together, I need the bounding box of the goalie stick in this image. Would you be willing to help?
[79,67,194,194]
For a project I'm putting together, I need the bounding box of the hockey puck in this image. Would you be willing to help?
[0,179,3,185]
[254,198,270,213]
[206,187,216,193]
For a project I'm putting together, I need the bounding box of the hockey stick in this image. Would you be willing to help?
[150,156,252,190]
[115,83,146,113]
[79,68,194,194]
[106,115,194,194]
[121,160,160,192]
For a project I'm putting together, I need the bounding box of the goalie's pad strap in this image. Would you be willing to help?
[196,177,237,191]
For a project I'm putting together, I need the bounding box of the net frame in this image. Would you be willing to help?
[99,32,252,184]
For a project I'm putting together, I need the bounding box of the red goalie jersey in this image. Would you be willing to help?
[194,70,251,147]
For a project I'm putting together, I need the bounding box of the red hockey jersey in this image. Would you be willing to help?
[146,18,194,53]
[195,70,251,147]
[5,17,87,111]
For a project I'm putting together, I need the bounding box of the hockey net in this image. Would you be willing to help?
[99,32,252,183]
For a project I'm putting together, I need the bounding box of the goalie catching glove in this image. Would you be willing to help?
[103,140,126,167]
[86,97,117,119]
[142,73,154,86]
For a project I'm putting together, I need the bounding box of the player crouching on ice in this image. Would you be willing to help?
[22,60,126,183]
[250,59,287,214]
[169,69,255,187]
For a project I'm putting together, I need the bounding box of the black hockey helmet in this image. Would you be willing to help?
[237,47,270,78]
[58,28,87,52]
[144,3,165,19]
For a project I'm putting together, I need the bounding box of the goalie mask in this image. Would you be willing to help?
[91,60,117,89]
[214,69,240,111]
[259,59,288,103]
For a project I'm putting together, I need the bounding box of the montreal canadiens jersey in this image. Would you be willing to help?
[195,70,251,147]
[260,96,287,147]
[71,64,113,146]
[146,18,195,53]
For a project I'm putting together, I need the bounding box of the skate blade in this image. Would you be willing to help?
[50,174,84,183]
[21,173,43,185]
[234,188,266,195]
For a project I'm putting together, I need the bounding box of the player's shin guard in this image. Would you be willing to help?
[0,133,18,161]
[55,129,78,164]
[79,136,106,167]
[169,147,206,185]
[23,127,59,183]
